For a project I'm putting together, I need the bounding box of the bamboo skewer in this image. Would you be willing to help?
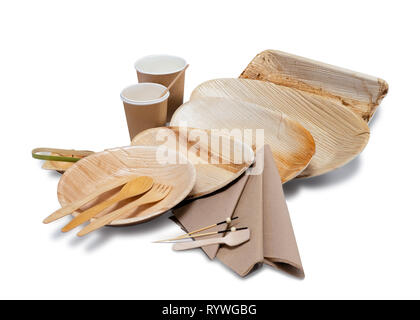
[182,227,248,240]
[176,216,238,239]
[159,64,189,98]
[173,229,250,251]
[155,226,247,243]
[154,217,238,242]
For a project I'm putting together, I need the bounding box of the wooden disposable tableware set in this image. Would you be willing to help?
[34,51,389,267]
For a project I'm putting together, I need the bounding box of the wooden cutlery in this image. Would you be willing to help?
[77,183,172,236]
[61,176,153,232]
[43,176,143,224]
[57,146,195,226]
[172,228,250,251]
[45,172,171,236]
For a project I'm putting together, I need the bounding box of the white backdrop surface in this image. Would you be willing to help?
[0,0,419,299]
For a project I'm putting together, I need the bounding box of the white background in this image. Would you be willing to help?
[0,0,419,300]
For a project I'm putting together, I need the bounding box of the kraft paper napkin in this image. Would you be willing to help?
[172,173,249,259]
[172,145,304,278]
[216,172,264,276]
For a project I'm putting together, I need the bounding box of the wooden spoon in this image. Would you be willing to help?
[43,176,144,224]
[61,176,153,232]
[77,183,172,236]
[172,229,250,251]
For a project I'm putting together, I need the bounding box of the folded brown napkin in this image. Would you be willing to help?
[173,145,304,278]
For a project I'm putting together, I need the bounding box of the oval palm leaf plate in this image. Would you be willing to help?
[57,146,196,226]
[132,127,254,198]
[170,98,315,182]
[190,78,370,178]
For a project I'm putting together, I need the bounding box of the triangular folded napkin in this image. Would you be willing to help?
[173,145,304,278]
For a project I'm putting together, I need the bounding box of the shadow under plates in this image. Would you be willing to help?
[367,106,382,130]
[283,106,383,199]
[283,155,362,199]
[49,210,174,252]
[84,210,174,251]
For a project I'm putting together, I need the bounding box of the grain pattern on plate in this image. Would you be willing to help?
[170,98,315,182]
[240,50,388,122]
[57,146,196,226]
[190,79,370,178]
[132,127,254,198]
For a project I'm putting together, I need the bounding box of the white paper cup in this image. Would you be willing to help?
[135,55,187,121]
[120,83,169,140]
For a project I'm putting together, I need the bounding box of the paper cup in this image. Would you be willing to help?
[120,83,169,140]
[135,55,187,121]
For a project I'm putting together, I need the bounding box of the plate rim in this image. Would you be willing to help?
[57,145,196,226]
[131,126,257,198]
[189,78,370,178]
[170,97,316,182]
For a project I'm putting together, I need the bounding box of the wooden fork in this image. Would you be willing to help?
[77,183,172,236]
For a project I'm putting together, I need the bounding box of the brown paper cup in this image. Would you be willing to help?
[135,55,187,122]
[120,83,169,140]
